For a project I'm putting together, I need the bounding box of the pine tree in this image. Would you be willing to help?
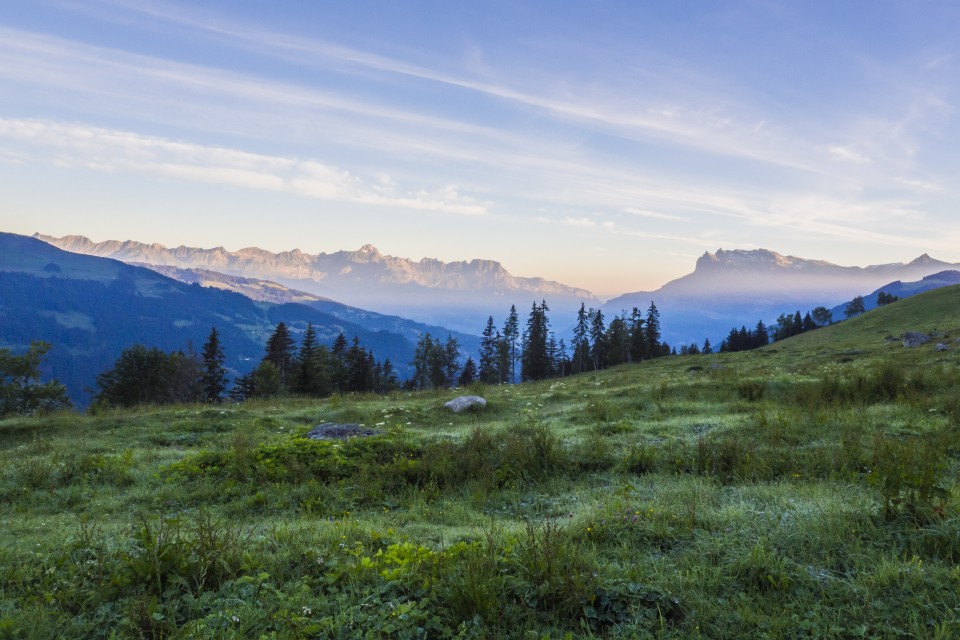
[702,338,712,354]
[589,308,606,370]
[264,322,297,387]
[644,302,661,359]
[628,307,646,363]
[521,300,551,381]
[346,337,372,392]
[572,302,590,374]
[444,335,461,387]
[604,314,630,367]
[755,320,769,346]
[293,323,332,396]
[200,327,227,403]
[503,305,519,384]
[458,357,477,387]
[478,317,500,384]
[330,333,348,392]
[379,359,399,393]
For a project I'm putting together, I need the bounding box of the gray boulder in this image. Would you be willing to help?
[902,332,931,348]
[935,343,950,352]
[444,395,487,413]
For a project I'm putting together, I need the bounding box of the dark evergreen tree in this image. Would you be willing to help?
[377,359,399,394]
[264,322,297,387]
[521,300,551,381]
[628,307,646,363]
[755,320,770,346]
[293,324,332,396]
[444,335,461,387]
[345,337,371,392]
[604,314,630,367]
[589,308,606,371]
[200,327,227,403]
[644,302,662,359]
[478,317,501,384]
[571,302,591,374]
[458,356,477,387]
[330,333,348,392]
[556,338,570,377]
[702,338,712,354]
[503,305,520,384]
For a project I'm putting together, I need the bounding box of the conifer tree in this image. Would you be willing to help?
[330,333,348,392]
[644,302,662,359]
[589,308,606,371]
[604,314,630,367]
[628,307,646,363]
[293,323,331,396]
[503,305,519,384]
[444,335,461,387]
[264,322,297,387]
[521,300,551,381]
[572,302,590,374]
[458,356,477,387]
[200,327,227,403]
[478,316,501,384]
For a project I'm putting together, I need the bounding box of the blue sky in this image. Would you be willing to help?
[2,0,959,297]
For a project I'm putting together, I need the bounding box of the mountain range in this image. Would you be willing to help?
[26,233,960,354]
[1,233,479,407]
[605,249,960,346]
[35,234,597,334]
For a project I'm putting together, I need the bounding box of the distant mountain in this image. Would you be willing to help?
[828,270,960,320]
[0,233,444,407]
[605,248,960,347]
[136,264,481,356]
[35,234,599,334]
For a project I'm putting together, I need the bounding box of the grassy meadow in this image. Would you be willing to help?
[2,287,960,638]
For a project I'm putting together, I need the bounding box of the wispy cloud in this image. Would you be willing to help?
[0,118,489,215]
[623,207,683,221]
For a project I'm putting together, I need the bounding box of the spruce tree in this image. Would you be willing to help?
[589,308,606,371]
[644,302,662,359]
[628,307,646,363]
[521,300,551,381]
[458,357,477,387]
[503,305,519,384]
[264,322,297,387]
[478,317,500,384]
[200,327,227,403]
[444,335,461,387]
[572,302,590,374]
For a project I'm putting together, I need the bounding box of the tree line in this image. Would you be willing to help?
[717,290,901,355]
[93,323,400,408]
[0,299,696,416]
[464,301,671,385]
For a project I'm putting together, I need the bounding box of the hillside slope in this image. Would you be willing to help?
[0,234,427,405]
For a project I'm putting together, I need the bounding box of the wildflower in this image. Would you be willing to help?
[302,606,312,615]
[231,616,240,623]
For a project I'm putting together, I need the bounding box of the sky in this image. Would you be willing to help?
[2,0,960,298]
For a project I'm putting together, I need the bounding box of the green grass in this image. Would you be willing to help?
[2,287,960,638]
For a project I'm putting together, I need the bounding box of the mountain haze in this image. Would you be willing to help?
[605,249,960,347]
[35,234,598,334]
[1,233,446,406]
